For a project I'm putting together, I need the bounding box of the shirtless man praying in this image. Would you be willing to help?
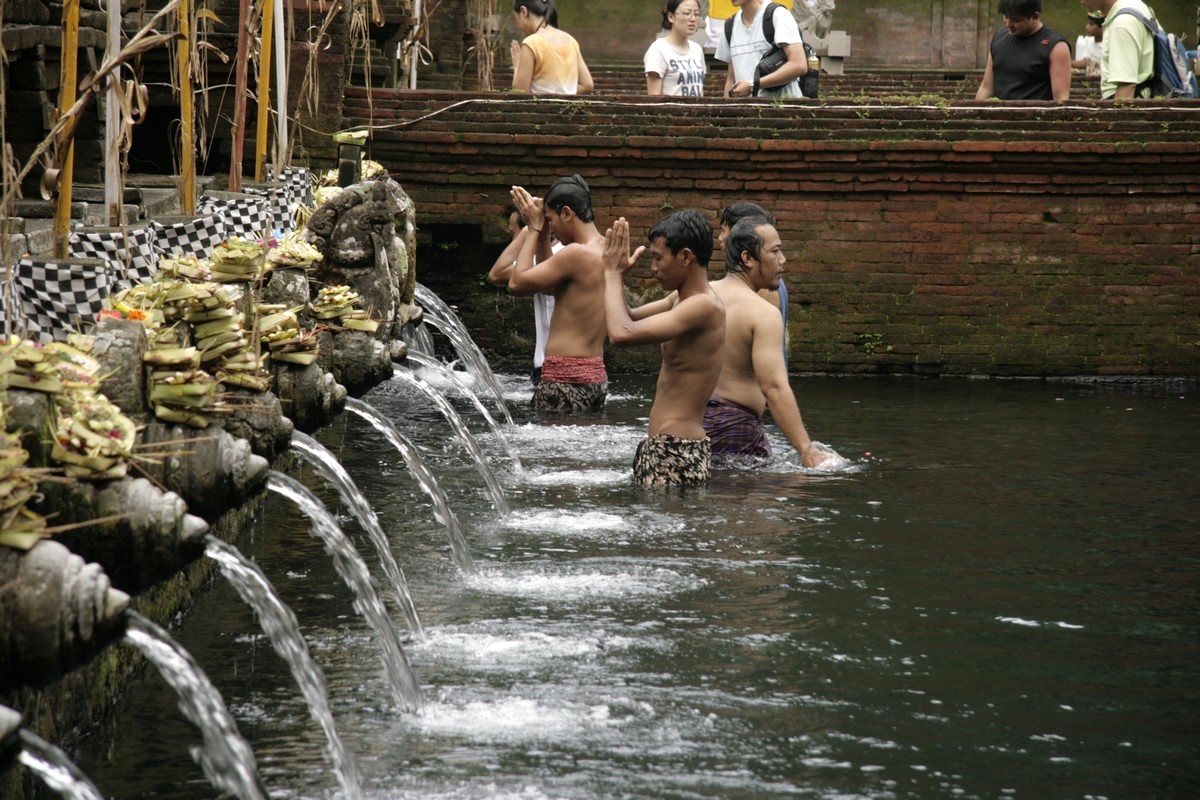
[602,210,726,487]
[509,175,608,413]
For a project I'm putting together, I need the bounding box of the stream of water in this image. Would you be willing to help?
[77,373,1199,799]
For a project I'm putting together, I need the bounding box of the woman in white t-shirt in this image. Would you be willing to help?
[644,0,707,96]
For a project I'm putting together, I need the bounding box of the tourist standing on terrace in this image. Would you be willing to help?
[1080,0,1158,99]
[975,0,1071,100]
[510,0,594,94]
[716,0,808,98]
[1071,11,1106,77]
[645,0,708,96]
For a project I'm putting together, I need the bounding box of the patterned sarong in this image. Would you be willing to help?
[632,434,712,487]
[532,355,608,413]
[703,396,771,458]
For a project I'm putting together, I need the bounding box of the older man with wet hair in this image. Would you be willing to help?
[704,216,829,468]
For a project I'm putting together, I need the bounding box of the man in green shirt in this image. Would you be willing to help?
[1081,0,1157,98]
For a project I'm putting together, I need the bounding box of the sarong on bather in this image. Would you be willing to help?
[703,395,771,458]
[632,434,711,487]
[532,355,607,413]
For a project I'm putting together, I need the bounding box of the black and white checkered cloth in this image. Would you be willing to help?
[67,223,158,290]
[151,214,227,260]
[283,166,313,208]
[198,193,271,241]
[6,257,112,344]
[247,166,313,234]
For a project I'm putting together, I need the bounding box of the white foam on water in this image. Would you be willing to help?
[412,365,476,392]
[414,696,613,743]
[417,628,601,665]
[522,468,630,487]
[466,563,707,603]
[503,508,631,533]
[504,423,645,461]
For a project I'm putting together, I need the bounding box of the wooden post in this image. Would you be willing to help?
[254,0,275,184]
[228,0,251,192]
[177,0,195,214]
[272,0,288,176]
[52,0,80,257]
[104,0,123,225]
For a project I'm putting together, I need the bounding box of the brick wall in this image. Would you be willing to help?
[345,90,1200,376]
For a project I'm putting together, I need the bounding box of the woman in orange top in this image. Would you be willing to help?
[510,0,594,95]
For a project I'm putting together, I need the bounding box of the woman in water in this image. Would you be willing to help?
[644,0,707,96]
[510,0,594,95]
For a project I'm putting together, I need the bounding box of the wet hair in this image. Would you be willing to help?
[719,201,776,230]
[647,208,713,267]
[723,216,773,273]
[997,0,1041,17]
[543,174,594,222]
[661,0,699,31]
[513,0,557,27]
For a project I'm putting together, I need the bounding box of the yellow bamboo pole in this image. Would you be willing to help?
[177,0,195,214]
[254,0,275,184]
[52,0,80,257]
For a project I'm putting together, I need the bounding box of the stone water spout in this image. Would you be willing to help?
[135,423,270,521]
[1,705,20,770]
[31,478,209,593]
[271,361,346,432]
[0,542,130,691]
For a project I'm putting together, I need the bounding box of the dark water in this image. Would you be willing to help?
[75,373,1200,800]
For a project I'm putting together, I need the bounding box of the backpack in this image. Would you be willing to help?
[1110,7,1196,98]
[1168,33,1199,97]
[724,1,819,98]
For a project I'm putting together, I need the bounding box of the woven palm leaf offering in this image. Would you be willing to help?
[0,403,48,551]
[266,232,323,270]
[259,305,320,366]
[159,253,212,281]
[309,284,380,333]
[209,237,266,282]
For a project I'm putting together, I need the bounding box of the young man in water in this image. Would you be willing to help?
[487,206,557,386]
[705,216,828,468]
[602,210,725,487]
[508,175,608,412]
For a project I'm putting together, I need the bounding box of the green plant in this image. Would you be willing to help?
[857,332,892,355]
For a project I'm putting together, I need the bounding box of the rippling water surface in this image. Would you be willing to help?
[77,374,1200,799]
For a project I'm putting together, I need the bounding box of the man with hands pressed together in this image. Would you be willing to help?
[602,211,726,487]
[508,175,608,413]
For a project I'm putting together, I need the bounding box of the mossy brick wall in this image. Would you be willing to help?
[345,90,1200,376]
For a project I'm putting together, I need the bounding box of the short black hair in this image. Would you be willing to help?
[647,209,714,267]
[720,201,776,229]
[723,216,772,273]
[544,174,594,222]
[998,0,1041,17]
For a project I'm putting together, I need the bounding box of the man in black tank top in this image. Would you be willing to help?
[975,0,1072,100]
